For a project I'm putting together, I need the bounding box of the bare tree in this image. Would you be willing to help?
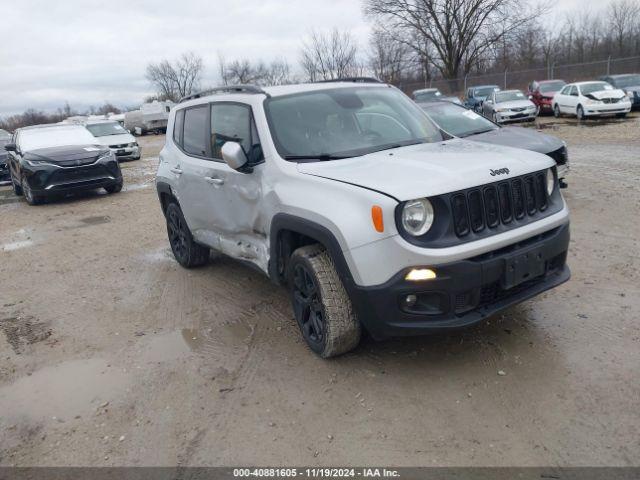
[364,0,549,84]
[608,0,640,56]
[218,56,292,86]
[146,52,203,102]
[300,29,360,81]
[368,28,413,83]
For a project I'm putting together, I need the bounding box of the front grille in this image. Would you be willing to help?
[450,171,550,239]
[601,97,620,104]
[56,157,98,167]
[109,143,129,149]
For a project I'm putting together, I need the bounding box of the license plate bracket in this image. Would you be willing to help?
[502,246,546,289]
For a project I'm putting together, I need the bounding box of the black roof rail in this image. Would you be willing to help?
[179,85,269,103]
[316,77,383,84]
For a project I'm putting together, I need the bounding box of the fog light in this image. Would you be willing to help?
[405,268,437,281]
[403,294,418,308]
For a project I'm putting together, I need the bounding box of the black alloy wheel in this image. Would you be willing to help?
[291,262,325,351]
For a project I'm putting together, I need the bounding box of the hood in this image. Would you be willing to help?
[496,99,534,109]
[24,144,109,165]
[587,89,626,101]
[623,85,640,93]
[297,139,555,201]
[92,133,135,146]
[468,126,563,154]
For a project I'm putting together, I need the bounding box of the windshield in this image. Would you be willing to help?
[19,126,98,152]
[265,87,444,160]
[0,129,10,140]
[495,91,527,103]
[473,86,498,97]
[414,90,442,102]
[613,75,640,88]
[539,81,565,93]
[86,122,128,137]
[580,82,613,95]
[421,103,497,137]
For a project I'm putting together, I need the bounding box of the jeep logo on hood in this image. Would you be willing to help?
[490,167,510,176]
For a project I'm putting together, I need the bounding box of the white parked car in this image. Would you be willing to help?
[552,81,631,120]
[85,120,141,160]
[155,81,570,358]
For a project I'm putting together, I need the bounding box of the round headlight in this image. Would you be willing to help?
[401,198,434,236]
[546,168,555,196]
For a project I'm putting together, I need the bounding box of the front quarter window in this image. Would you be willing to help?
[265,86,444,160]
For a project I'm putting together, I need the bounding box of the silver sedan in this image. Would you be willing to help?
[482,89,538,124]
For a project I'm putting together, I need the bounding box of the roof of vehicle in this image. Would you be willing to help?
[85,119,121,125]
[417,100,463,108]
[471,84,500,89]
[17,123,88,132]
[178,81,393,106]
[537,79,565,83]
[602,73,639,79]
[413,88,438,94]
[570,81,610,86]
[496,89,523,94]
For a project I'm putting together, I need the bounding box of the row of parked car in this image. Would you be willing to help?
[0,116,143,204]
[413,73,640,123]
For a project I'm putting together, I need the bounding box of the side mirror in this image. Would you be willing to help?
[4,143,17,152]
[221,142,248,171]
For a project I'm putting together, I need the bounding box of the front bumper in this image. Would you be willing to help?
[584,102,631,115]
[23,159,122,195]
[496,110,537,123]
[350,222,570,340]
[110,145,141,160]
[0,162,9,183]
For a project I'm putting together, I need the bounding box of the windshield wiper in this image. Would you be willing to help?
[283,154,351,161]
[368,140,424,154]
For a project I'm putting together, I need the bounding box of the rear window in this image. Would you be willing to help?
[173,110,185,146]
[182,106,208,156]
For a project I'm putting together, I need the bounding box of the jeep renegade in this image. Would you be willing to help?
[156,81,570,358]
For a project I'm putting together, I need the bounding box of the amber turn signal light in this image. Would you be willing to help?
[371,205,384,232]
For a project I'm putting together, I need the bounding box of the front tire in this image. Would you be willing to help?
[165,202,209,268]
[577,105,585,120]
[105,179,123,194]
[288,244,361,358]
[553,104,561,118]
[21,176,43,205]
[11,173,23,196]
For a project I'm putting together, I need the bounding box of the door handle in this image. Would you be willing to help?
[170,167,183,175]
[204,176,224,186]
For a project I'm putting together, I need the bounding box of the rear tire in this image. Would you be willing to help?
[165,202,209,268]
[21,176,43,205]
[288,244,361,358]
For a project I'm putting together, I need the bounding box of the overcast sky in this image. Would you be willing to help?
[0,0,610,116]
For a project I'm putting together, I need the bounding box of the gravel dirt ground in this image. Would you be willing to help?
[0,114,639,467]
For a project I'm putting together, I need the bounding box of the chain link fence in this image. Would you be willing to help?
[400,55,640,98]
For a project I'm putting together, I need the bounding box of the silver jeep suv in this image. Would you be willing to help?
[156,80,570,358]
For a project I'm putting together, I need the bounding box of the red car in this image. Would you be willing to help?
[527,80,566,114]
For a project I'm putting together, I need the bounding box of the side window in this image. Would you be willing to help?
[570,86,578,96]
[173,109,184,147]
[183,106,208,156]
[210,103,263,163]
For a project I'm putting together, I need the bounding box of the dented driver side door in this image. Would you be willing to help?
[201,102,268,271]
